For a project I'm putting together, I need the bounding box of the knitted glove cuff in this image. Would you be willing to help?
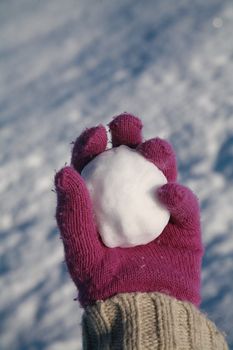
[82,292,228,350]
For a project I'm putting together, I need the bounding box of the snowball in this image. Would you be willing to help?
[81,145,170,248]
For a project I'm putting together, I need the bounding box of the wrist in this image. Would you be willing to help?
[82,292,228,350]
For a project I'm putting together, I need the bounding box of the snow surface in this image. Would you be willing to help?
[0,0,233,349]
[81,145,169,248]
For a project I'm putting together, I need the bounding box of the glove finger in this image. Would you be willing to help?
[108,113,143,148]
[55,166,104,281]
[71,125,107,173]
[156,183,200,229]
[137,138,177,181]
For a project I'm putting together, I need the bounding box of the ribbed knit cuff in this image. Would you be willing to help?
[82,292,228,350]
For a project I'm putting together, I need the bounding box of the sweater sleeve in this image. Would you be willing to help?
[82,292,228,350]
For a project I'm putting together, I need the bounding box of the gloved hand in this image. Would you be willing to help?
[55,113,204,308]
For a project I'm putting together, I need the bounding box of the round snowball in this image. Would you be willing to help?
[81,145,170,248]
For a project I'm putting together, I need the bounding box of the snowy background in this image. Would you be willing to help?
[0,0,233,349]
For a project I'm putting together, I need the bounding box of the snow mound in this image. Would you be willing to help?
[81,145,170,248]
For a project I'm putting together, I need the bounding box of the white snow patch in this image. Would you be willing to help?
[0,214,13,230]
[25,153,43,168]
[82,145,170,248]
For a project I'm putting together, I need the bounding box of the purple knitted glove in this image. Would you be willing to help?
[55,113,204,307]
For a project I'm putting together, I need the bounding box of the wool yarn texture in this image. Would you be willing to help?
[82,292,228,350]
[55,113,204,307]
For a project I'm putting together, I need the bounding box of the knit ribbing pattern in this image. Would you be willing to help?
[82,292,228,350]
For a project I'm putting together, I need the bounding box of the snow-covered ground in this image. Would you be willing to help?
[0,0,233,349]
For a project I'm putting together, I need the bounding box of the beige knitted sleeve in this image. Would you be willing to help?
[82,292,228,350]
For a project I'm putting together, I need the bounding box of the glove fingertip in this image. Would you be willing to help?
[55,166,77,192]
